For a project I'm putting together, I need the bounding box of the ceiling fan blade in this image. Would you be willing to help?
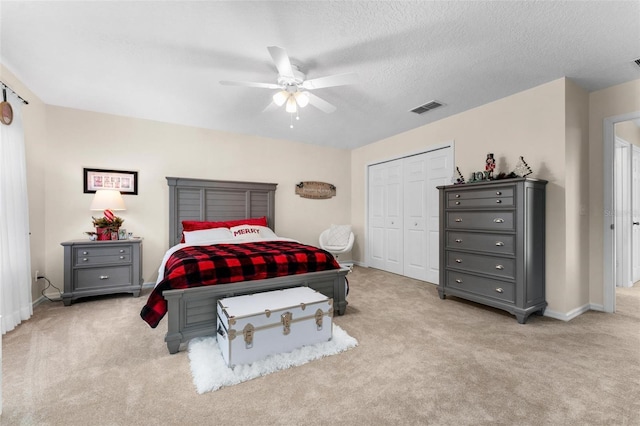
[262,101,280,113]
[267,46,295,79]
[307,92,337,113]
[302,72,359,90]
[220,80,281,89]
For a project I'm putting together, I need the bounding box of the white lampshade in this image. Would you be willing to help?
[294,91,309,108]
[90,189,126,211]
[272,90,289,107]
[285,96,297,113]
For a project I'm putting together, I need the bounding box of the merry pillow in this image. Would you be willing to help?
[230,225,266,241]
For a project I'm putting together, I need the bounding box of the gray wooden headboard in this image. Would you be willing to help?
[167,177,277,247]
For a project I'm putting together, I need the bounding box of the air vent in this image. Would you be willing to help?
[410,100,443,114]
[635,58,640,68]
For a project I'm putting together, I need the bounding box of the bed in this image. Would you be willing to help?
[143,177,349,354]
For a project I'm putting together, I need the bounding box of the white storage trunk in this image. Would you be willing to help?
[217,287,333,367]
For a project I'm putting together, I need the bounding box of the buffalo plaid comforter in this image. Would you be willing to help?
[140,240,340,328]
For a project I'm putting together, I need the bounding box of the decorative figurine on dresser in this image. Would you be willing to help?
[61,238,143,306]
[437,177,547,323]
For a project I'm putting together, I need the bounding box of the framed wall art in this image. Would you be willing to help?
[83,168,138,194]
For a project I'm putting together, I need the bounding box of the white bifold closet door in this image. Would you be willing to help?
[368,147,452,283]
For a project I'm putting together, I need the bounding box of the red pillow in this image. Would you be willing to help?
[181,217,267,242]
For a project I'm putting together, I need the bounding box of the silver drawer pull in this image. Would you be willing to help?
[82,251,88,255]
[496,199,502,204]
[495,265,504,270]
[99,275,110,280]
[495,241,504,246]
[455,279,462,283]
[496,191,502,195]
[455,201,460,205]
[455,218,462,223]
[495,288,504,293]
[455,194,460,198]
[455,259,462,263]
[120,256,125,260]
[455,239,462,243]
[493,218,504,223]
[82,258,88,262]
[119,249,125,253]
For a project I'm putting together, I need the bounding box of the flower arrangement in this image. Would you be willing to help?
[91,209,124,240]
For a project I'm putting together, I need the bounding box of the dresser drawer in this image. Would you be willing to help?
[448,196,513,208]
[447,187,514,206]
[446,211,514,230]
[74,246,132,266]
[445,271,515,304]
[446,231,515,255]
[446,251,515,279]
[74,265,132,290]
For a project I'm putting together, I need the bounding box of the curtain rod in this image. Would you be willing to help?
[0,80,29,105]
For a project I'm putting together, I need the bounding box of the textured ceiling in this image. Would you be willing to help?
[1,1,638,150]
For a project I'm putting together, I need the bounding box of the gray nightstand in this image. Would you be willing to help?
[61,238,143,306]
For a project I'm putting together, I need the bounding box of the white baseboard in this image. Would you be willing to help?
[544,303,592,321]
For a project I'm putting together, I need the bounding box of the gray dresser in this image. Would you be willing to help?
[61,239,143,305]
[437,178,547,323]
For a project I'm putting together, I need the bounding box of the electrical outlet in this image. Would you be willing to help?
[34,270,39,281]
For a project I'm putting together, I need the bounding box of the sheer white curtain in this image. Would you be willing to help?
[0,90,33,334]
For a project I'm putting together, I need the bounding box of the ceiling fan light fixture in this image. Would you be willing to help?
[273,90,288,106]
[286,96,297,113]
[294,91,309,108]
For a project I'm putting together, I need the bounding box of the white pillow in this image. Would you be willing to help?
[183,227,233,244]
[327,224,351,246]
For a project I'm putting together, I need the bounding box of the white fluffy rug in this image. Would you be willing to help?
[188,324,358,394]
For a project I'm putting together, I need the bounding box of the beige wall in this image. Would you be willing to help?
[351,79,577,316]
[615,120,640,146]
[40,107,351,288]
[564,79,590,313]
[588,79,640,307]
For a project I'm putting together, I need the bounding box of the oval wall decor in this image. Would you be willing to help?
[295,181,336,199]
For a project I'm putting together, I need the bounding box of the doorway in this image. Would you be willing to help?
[604,112,640,312]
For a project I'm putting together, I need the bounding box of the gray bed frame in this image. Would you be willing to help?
[162,177,349,354]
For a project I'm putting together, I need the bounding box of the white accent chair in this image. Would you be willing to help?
[319,225,355,269]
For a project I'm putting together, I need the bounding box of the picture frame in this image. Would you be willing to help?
[83,168,138,194]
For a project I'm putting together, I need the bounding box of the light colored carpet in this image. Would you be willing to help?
[2,266,639,425]
[188,324,357,394]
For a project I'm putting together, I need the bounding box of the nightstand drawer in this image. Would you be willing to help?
[446,211,514,230]
[446,251,515,279]
[74,246,131,266]
[445,271,515,304]
[446,231,515,255]
[74,266,132,290]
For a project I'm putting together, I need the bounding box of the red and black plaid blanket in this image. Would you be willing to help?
[140,240,340,328]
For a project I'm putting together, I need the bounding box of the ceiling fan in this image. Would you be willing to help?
[220,46,358,115]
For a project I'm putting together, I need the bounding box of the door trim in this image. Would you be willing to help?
[603,112,640,312]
